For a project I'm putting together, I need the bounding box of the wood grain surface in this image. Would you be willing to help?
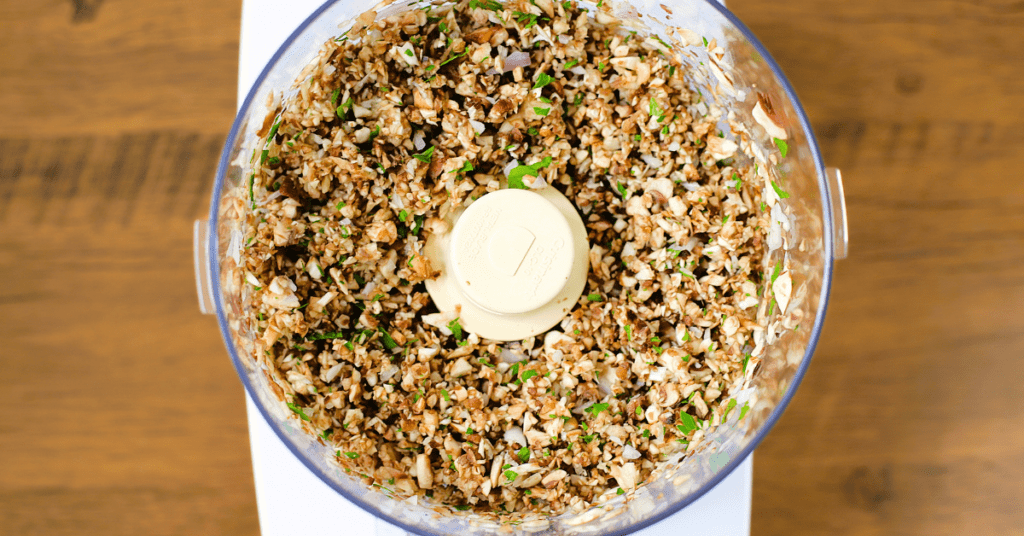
[0,1,1021,535]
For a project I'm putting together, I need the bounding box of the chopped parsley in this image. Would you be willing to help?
[585,402,610,418]
[563,59,579,70]
[306,331,346,341]
[330,88,340,105]
[770,179,790,199]
[469,0,503,11]
[343,451,359,459]
[450,160,474,175]
[399,209,408,222]
[533,72,554,89]
[378,328,398,350]
[287,402,311,422]
[517,447,530,462]
[648,98,666,122]
[616,181,628,199]
[773,137,789,157]
[440,50,467,67]
[533,106,550,116]
[587,293,602,302]
[337,97,354,118]
[677,412,697,434]
[413,145,435,163]
[441,389,451,402]
[447,318,465,341]
[504,469,519,482]
[507,156,553,189]
[411,215,426,235]
[771,262,783,285]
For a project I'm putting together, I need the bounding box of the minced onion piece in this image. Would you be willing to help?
[640,154,663,168]
[503,159,520,177]
[324,363,344,383]
[499,348,528,363]
[503,51,531,72]
[504,426,528,447]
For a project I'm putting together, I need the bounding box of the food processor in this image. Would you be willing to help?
[193,0,849,534]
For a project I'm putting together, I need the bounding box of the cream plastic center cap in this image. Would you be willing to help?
[423,187,590,341]
[449,189,573,315]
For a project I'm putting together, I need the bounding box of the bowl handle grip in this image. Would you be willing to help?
[194,219,216,315]
[825,167,849,260]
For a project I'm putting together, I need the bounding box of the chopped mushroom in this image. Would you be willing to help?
[232,0,789,521]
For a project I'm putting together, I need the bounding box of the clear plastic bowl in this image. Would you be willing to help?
[193,0,848,534]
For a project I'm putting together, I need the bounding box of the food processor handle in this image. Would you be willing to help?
[825,167,849,260]
[193,219,216,314]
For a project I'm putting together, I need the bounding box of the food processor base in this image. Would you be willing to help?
[239,1,750,534]
[248,396,752,536]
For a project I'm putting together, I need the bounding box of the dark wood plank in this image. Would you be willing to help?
[728,1,1024,535]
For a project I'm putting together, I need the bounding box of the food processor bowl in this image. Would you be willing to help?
[193,0,849,534]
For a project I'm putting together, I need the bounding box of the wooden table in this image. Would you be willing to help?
[0,1,1020,535]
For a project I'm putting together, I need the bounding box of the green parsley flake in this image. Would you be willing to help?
[771,262,783,285]
[616,181,628,199]
[379,328,398,350]
[344,451,359,459]
[533,72,554,89]
[585,402,609,418]
[440,50,467,67]
[770,179,790,199]
[469,0,503,11]
[507,156,553,189]
[441,389,451,402]
[404,49,414,57]
[287,402,311,422]
[413,146,435,163]
[337,97,354,118]
[677,412,697,434]
[534,106,550,116]
[447,318,465,340]
[504,469,519,483]
[451,161,474,175]
[563,59,579,70]
[517,447,530,462]
[411,215,426,235]
[587,293,602,302]
[399,209,408,222]
[330,88,340,105]
[773,137,789,157]
[648,98,665,122]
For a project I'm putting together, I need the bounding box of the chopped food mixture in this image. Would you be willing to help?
[235,0,778,519]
